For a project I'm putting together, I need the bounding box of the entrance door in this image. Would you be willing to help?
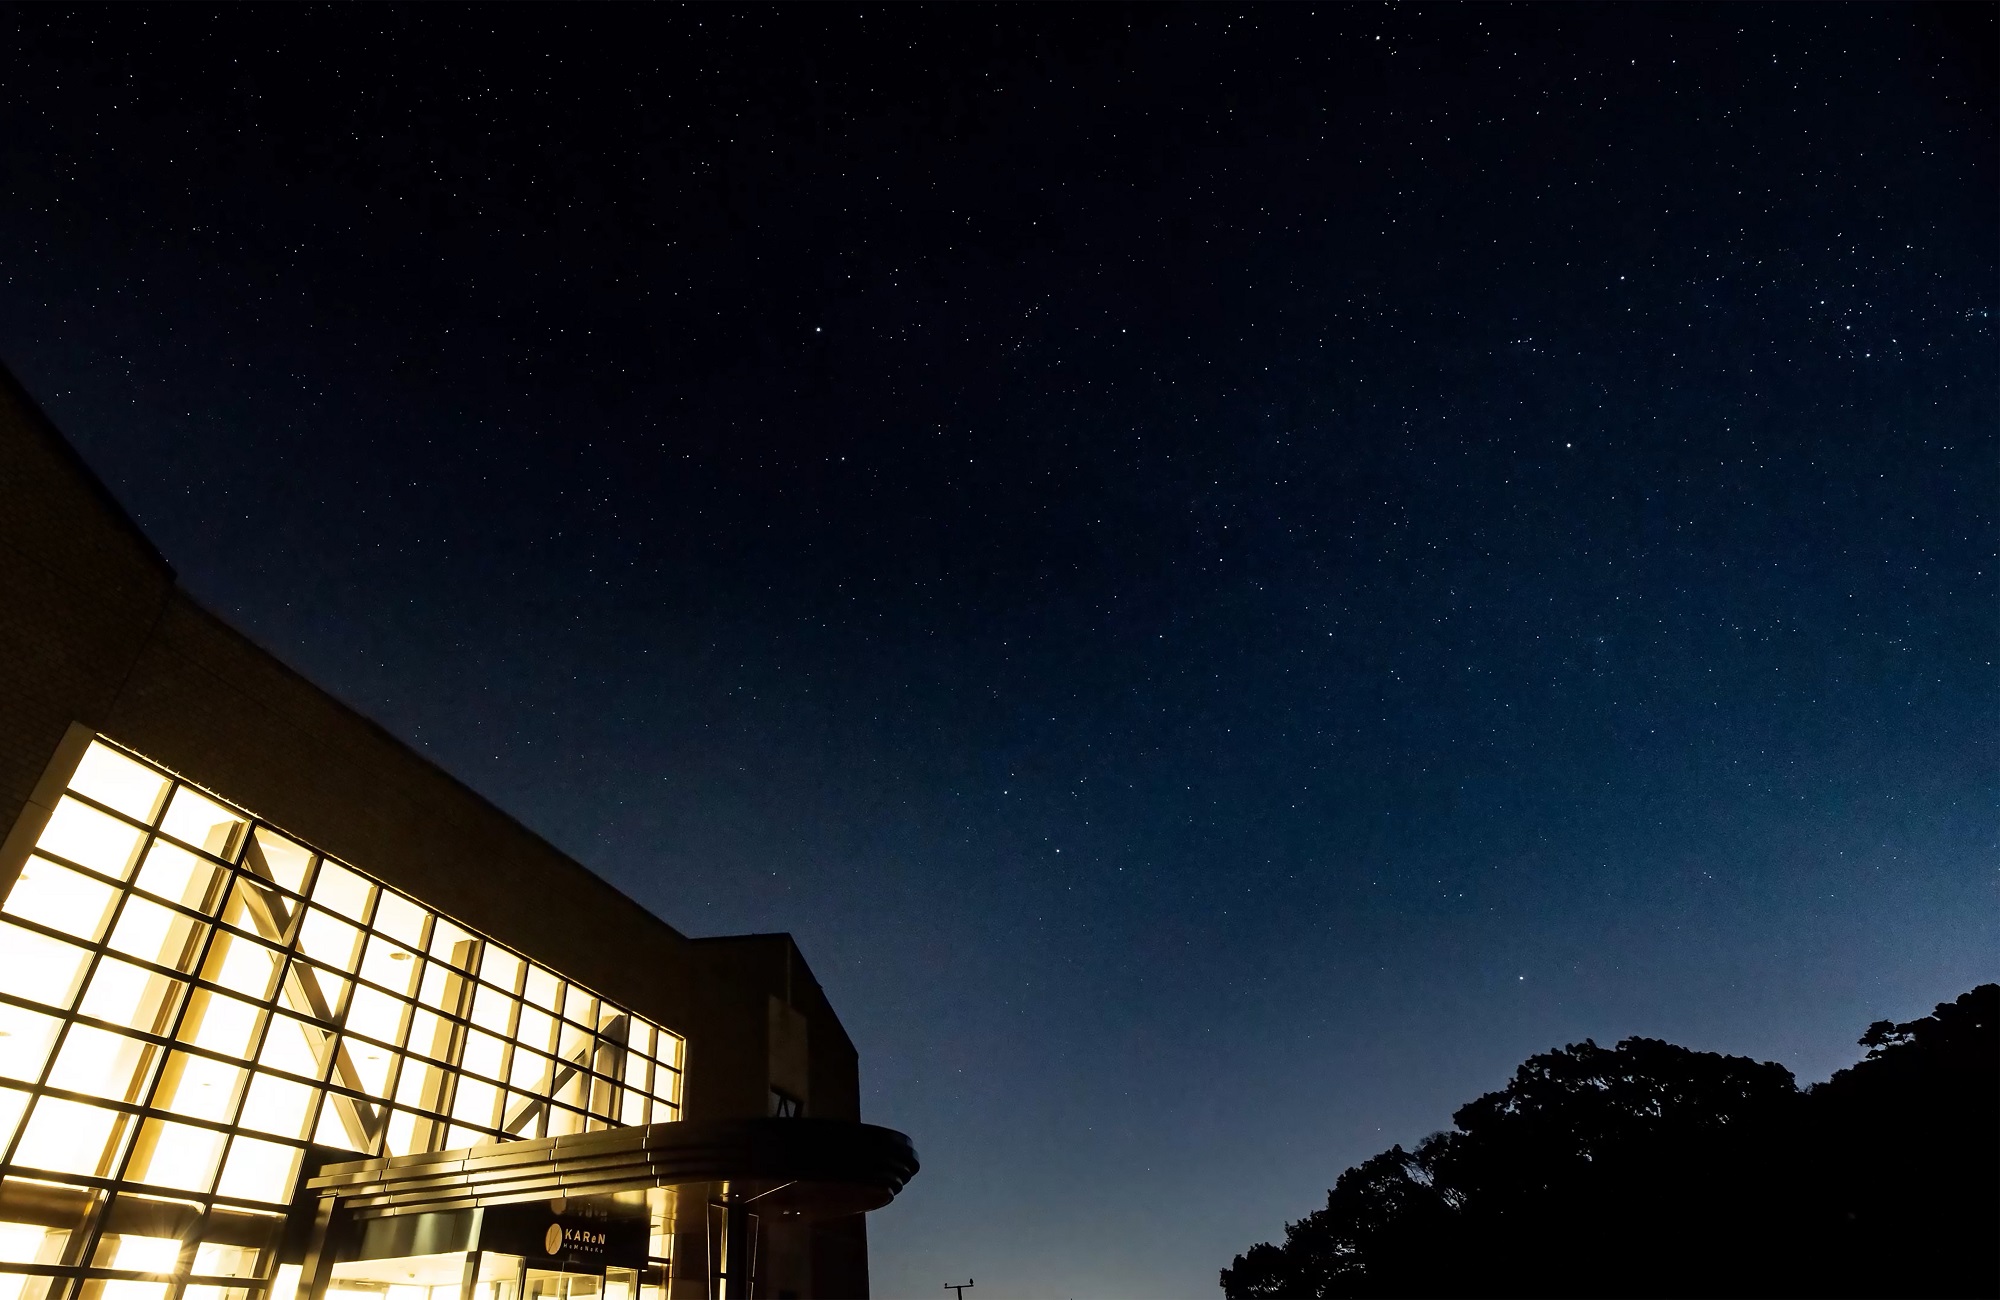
[522,1265,639,1300]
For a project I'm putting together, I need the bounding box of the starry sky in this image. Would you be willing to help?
[2,6,1994,1297]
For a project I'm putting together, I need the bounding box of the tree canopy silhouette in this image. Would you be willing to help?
[1222,984,1998,1299]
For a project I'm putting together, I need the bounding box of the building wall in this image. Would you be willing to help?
[0,366,877,1297]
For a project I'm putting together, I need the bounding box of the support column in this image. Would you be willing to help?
[299,1197,349,1300]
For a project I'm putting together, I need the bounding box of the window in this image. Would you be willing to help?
[0,739,687,1300]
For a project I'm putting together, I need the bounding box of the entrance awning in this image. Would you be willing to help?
[307,1117,920,1221]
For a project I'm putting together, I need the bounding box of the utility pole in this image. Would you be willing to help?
[945,1282,974,1300]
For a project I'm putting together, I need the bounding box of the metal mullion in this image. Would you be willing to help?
[0,828,167,1172]
[10,847,152,906]
[37,787,157,837]
[149,824,248,870]
[92,812,232,1231]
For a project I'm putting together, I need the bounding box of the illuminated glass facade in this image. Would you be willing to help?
[0,738,684,1300]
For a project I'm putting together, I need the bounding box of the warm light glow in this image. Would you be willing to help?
[4,856,118,942]
[36,798,146,880]
[156,1053,244,1122]
[158,789,245,859]
[128,1120,227,1192]
[0,922,90,1009]
[68,744,170,824]
[238,1071,313,1138]
[111,1234,181,1272]
[0,1004,62,1082]
[45,1024,152,1100]
[269,1263,303,1300]
[13,1097,121,1174]
[0,1222,55,1265]
[132,842,218,912]
[215,1136,299,1203]
[0,735,688,1299]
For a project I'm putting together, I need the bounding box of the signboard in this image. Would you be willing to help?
[480,1198,649,1273]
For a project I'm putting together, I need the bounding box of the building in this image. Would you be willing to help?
[0,364,916,1300]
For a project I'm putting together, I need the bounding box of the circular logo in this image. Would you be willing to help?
[544,1224,564,1256]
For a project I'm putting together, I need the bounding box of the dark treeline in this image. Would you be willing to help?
[1223,985,1997,1298]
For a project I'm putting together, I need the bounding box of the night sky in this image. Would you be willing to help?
[2,7,1994,1296]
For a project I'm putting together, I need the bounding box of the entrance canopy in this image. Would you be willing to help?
[300,1119,917,1300]
[308,1117,920,1221]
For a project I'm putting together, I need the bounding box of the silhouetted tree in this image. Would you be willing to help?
[1222,985,1998,1299]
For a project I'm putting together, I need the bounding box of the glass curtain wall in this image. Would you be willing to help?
[0,740,684,1300]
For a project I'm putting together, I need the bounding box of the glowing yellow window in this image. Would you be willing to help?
[127,1118,228,1193]
[68,743,170,824]
[89,1193,200,1275]
[427,919,476,970]
[356,936,420,997]
[193,1208,283,1279]
[0,1088,28,1149]
[507,1048,551,1093]
[12,1097,126,1176]
[556,1021,591,1064]
[501,1090,540,1137]
[370,892,427,948]
[344,986,407,1046]
[215,1136,300,1204]
[0,1005,61,1083]
[277,962,351,1024]
[298,910,363,972]
[383,1109,425,1158]
[478,945,523,994]
[403,1008,455,1064]
[449,1078,499,1128]
[308,863,371,924]
[310,1097,377,1155]
[0,923,89,1010]
[514,1005,555,1054]
[337,1039,399,1100]
[469,986,514,1035]
[243,829,311,894]
[392,1057,445,1111]
[34,798,146,881]
[131,842,221,914]
[461,1030,505,1081]
[154,1052,245,1123]
[44,1025,155,1101]
[177,990,263,1059]
[101,1232,181,1272]
[79,959,185,1035]
[202,931,284,1001]
[415,962,468,1015]
[236,1072,315,1139]
[78,1276,174,1300]
[2,856,120,942]
[522,965,559,1011]
[159,789,246,860]
[0,1177,99,1270]
[256,1013,331,1079]
[220,875,298,947]
[105,897,202,971]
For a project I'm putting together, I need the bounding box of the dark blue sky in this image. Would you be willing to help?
[3,6,1993,1295]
